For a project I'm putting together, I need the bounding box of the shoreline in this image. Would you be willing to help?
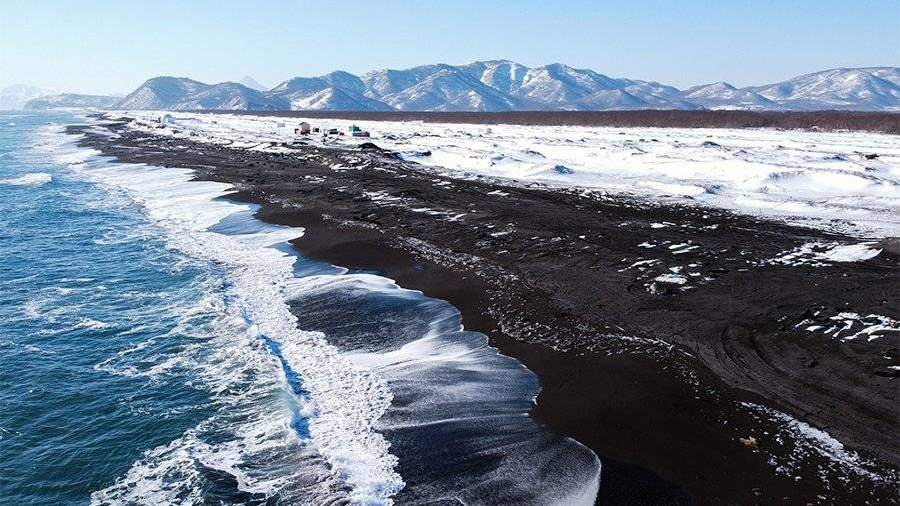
[70,118,899,503]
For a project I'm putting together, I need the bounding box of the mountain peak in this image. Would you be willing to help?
[115,76,286,111]
[238,76,267,91]
[470,59,518,66]
[711,81,737,90]
[108,63,900,112]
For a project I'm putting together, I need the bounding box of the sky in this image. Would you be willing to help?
[1,0,897,94]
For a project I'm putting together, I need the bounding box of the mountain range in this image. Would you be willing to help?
[24,93,121,110]
[6,62,900,112]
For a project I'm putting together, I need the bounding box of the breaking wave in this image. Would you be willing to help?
[54,125,600,504]
[0,172,52,186]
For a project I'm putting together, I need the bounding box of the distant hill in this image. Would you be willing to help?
[114,77,288,110]
[0,84,56,110]
[110,63,900,112]
[238,76,267,91]
[24,93,120,110]
[682,82,775,110]
[746,67,900,111]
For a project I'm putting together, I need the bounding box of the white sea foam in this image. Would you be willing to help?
[283,272,602,505]
[64,140,404,503]
[65,120,603,504]
[74,318,111,331]
[742,402,892,484]
[90,303,345,504]
[0,172,52,186]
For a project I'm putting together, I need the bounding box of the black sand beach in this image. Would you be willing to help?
[70,118,899,504]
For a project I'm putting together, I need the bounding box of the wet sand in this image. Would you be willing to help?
[70,119,899,504]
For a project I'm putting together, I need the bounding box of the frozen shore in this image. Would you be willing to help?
[70,114,899,503]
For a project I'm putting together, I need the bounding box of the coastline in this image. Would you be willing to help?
[69,117,899,504]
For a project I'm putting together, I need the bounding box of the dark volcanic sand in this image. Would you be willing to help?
[70,119,899,504]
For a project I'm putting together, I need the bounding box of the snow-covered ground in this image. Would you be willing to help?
[115,111,900,238]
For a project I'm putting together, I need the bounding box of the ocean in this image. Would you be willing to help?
[0,111,599,505]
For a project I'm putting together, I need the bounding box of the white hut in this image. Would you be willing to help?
[160,114,176,125]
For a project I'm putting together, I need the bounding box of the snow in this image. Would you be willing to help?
[749,67,900,111]
[114,111,900,237]
[653,273,688,285]
[769,242,883,266]
[818,243,882,262]
[794,312,899,342]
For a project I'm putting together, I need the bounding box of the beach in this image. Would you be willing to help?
[69,114,899,504]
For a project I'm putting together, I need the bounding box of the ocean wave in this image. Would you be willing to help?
[284,271,602,504]
[71,152,403,503]
[69,124,602,504]
[74,318,111,331]
[90,314,347,504]
[0,172,52,186]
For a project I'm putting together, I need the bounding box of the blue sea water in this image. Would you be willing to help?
[0,112,223,500]
[0,111,600,505]
[0,112,327,504]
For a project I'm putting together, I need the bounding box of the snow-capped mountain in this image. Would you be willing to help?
[290,87,393,111]
[747,67,900,111]
[238,76,267,91]
[24,93,120,110]
[268,71,390,110]
[110,63,900,112]
[457,60,530,96]
[115,77,207,109]
[0,84,56,110]
[115,77,287,110]
[513,63,625,108]
[172,82,288,111]
[365,64,528,111]
[682,82,776,110]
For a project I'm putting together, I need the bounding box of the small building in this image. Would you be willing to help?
[299,122,311,134]
[326,128,339,135]
[349,124,361,133]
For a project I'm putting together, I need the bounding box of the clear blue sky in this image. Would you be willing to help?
[1,0,897,94]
